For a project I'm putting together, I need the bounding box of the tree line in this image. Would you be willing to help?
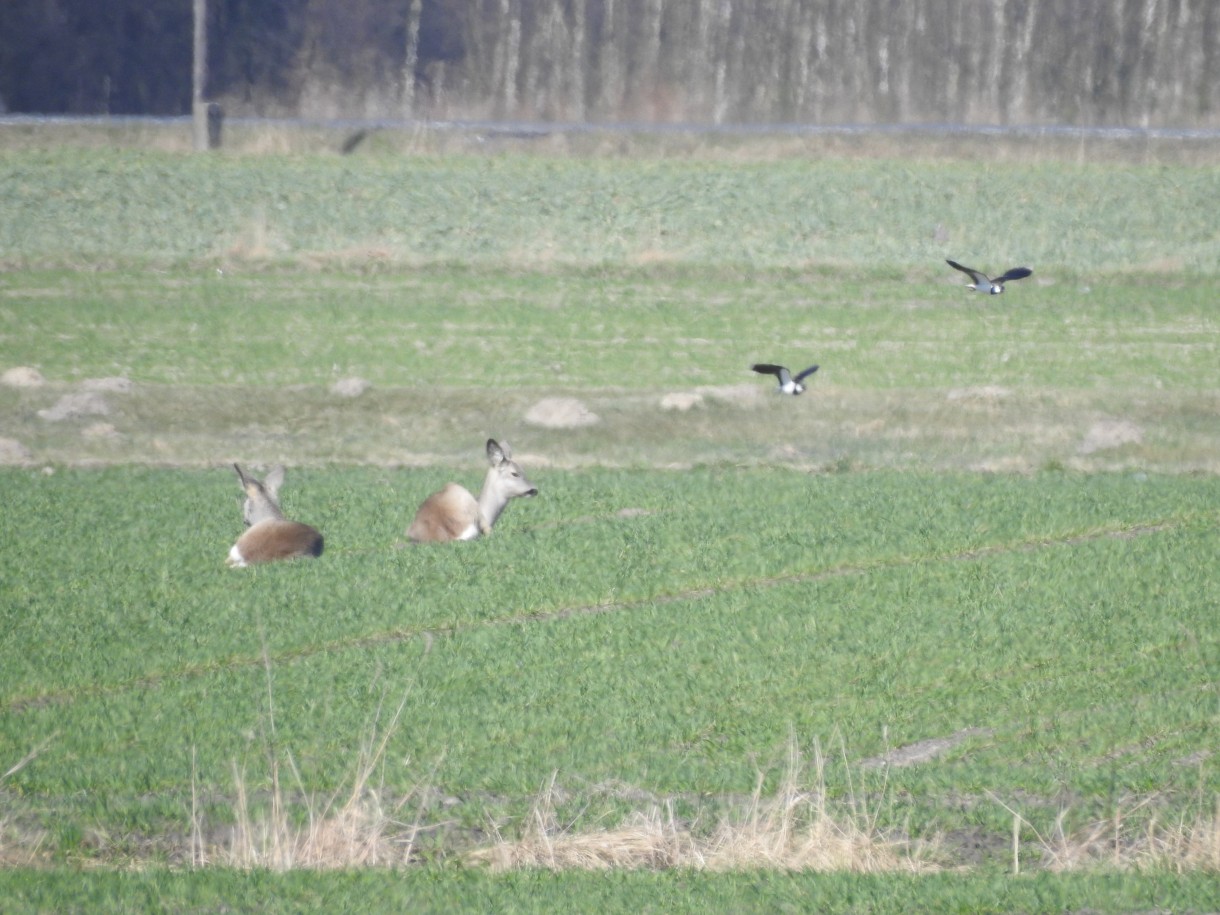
[1,0,1215,127]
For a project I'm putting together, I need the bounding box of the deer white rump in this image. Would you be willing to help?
[407,439,538,543]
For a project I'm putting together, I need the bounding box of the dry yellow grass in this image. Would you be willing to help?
[190,660,426,870]
[10,727,1218,874]
[1040,805,1220,874]
[192,743,398,869]
[468,741,938,873]
[237,735,1215,877]
[994,793,1220,875]
[193,735,939,874]
[0,737,55,867]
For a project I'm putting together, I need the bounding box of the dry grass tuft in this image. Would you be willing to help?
[1044,803,1220,874]
[469,740,938,873]
[213,757,399,870]
[995,795,1220,874]
[191,652,429,870]
[471,776,696,872]
[0,736,55,866]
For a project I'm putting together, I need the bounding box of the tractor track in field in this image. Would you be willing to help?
[2,513,1197,716]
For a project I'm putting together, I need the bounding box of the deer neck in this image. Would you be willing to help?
[247,499,285,526]
[477,469,509,531]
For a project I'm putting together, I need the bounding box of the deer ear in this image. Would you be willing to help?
[234,463,251,487]
[486,439,506,464]
[264,465,286,497]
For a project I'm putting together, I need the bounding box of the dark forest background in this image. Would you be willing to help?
[1,0,1216,127]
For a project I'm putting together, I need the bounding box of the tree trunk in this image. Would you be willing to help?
[192,0,209,151]
[401,0,422,118]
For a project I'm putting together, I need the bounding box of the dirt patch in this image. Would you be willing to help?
[942,825,1015,869]
[859,728,993,769]
[525,397,600,429]
[969,456,1035,474]
[616,508,652,518]
[1079,419,1143,455]
[0,437,32,463]
[946,385,1011,403]
[82,422,121,440]
[660,392,703,411]
[37,392,111,422]
[81,376,133,393]
[1,366,45,388]
[331,376,371,398]
[696,383,765,408]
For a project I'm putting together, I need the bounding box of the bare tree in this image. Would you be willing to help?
[5,0,1217,127]
[401,0,422,117]
[193,0,208,150]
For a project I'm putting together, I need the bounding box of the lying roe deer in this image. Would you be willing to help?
[407,439,538,543]
[227,464,324,567]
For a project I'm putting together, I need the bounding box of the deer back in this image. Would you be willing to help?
[406,483,483,543]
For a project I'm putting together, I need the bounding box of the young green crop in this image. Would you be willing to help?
[1,148,1218,272]
[3,866,1220,914]
[1,466,1216,875]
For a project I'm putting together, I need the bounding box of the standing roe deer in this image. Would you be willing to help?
[407,439,538,543]
[227,464,324,567]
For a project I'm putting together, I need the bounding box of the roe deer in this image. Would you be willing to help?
[227,464,324,567]
[407,439,538,543]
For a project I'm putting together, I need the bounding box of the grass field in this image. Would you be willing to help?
[1,132,1218,911]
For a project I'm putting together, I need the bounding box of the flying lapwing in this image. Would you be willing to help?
[946,259,1032,294]
[752,363,819,395]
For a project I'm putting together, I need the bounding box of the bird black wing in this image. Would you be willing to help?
[994,267,1032,283]
[752,363,793,384]
[946,259,990,284]
[793,365,820,383]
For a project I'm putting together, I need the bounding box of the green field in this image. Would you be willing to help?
[1,135,1218,911]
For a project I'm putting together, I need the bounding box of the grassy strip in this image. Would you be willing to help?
[1,149,1218,272]
[1,508,1197,715]
[1,467,1216,875]
[3,268,1218,473]
[2,867,1219,914]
